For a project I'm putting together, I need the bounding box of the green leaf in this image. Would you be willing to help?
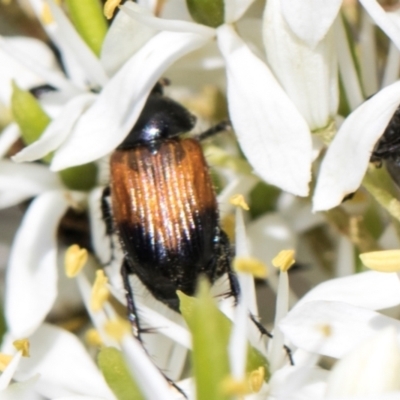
[58,163,98,191]
[98,347,145,400]
[179,280,230,400]
[65,0,107,56]
[178,280,269,400]
[186,0,224,28]
[11,82,51,146]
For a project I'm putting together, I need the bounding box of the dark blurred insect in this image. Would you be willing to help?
[371,105,400,187]
[102,82,237,338]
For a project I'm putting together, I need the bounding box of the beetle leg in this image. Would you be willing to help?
[101,186,113,235]
[121,259,142,340]
[196,120,231,141]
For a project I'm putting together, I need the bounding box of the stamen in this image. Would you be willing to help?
[13,339,30,357]
[104,317,131,341]
[0,354,12,371]
[85,328,103,347]
[41,3,53,25]
[65,244,88,277]
[272,249,295,272]
[104,0,121,19]
[360,249,400,272]
[220,375,248,396]
[230,194,250,210]
[248,366,265,393]
[233,256,268,278]
[91,270,110,311]
[318,324,333,337]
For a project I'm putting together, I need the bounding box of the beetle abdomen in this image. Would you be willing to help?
[110,138,219,302]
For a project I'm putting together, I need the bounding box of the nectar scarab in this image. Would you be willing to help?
[102,83,238,337]
[371,105,400,187]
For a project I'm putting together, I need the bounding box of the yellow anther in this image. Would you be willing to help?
[65,244,88,278]
[13,339,30,357]
[91,270,110,311]
[318,324,333,337]
[222,214,235,243]
[229,194,250,211]
[233,257,268,278]
[104,0,121,19]
[85,328,103,347]
[0,354,12,371]
[248,366,265,393]
[220,376,248,396]
[272,250,295,272]
[41,3,53,24]
[104,317,131,341]
[360,250,400,272]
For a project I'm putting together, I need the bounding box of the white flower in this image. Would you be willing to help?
[313,0,400,211]
[33,1,314,196]
[263,0,339,131]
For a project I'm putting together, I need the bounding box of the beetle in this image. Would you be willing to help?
[371,105,400,187]
[102,82,238,338]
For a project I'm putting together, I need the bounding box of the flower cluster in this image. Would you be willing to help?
[2,0,400,399]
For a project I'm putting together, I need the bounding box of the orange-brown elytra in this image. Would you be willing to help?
[103,82,238,338]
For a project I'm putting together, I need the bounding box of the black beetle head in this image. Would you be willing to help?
[118,94,196,150]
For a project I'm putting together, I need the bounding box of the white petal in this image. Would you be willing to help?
[5,191,69,337]
[88,188,111,265]
[121,335,174,400]
[15,324,114,399]
[12,93,96,163]
[224,0,256,24]
[247,213,296,264]
[294,271,400,311]
[54,397,108,400]
[359,11,379,97]
[217,24,312,196]
[0,161,63,209]
[0,36,69,104]
[45,0,108,88]
[0,124,20,159]
[280,300,400,358]
[0,375,41,400]
[313,80,400,211]
[51,30,211,170]
[264,0,338,130]
[280,0,342,47]
[120,2,215,36]
[326,328,400,397]
[360,0,400,52]
[100,3,157,76]
[0,351,23,390]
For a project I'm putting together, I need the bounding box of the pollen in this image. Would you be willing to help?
[85,328,103,347]
[360,249,400,272]
[0,354,12,371]
[272,250,295,272]
[104,0,121,19]
[318,324,333,337]
[41,3,53,24]
[230,194,250,210]
[104,317,131,341]
[13,339,30,357]
[65,244,88,277]
[91,270,110,312]
[233,256,268,278]
[221,214,235,242]
[248,366,265,393]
